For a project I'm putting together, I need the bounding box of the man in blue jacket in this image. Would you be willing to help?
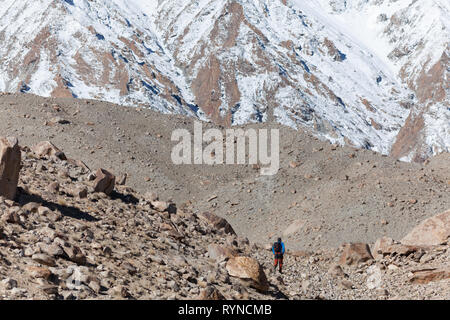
[272,238,285,273]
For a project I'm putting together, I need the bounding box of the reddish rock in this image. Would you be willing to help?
[372,236,420,260]
[93,168,115,195]
[198,285,225,300]
[289,161,300,168]
[226,256,269,292]
[63,244,87,265]
[339,243,373,266]
[32,141,66,160]
[0,137,21,200]
[401,210,450,246]
[32,253,56,267]
[26,266,53,280]
[410,268,450,284]
[198,211,236,235]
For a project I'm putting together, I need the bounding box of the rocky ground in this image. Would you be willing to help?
[0,93,449,251]
[0,92,448,300]
[0,145,447,300]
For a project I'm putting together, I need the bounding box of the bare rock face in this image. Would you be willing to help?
[32,141,66,160]
[226,256,269,292]
[339,243,373,266]
[0,137,21,200]
[401,210,450,246]
[93,168,115,195]
[198,212,236,235]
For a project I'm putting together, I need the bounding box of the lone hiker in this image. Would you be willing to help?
[272,237,285,273]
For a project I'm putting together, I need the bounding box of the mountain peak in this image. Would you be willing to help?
[0,0,448,161]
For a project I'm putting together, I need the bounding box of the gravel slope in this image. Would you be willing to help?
[0,92,449,252]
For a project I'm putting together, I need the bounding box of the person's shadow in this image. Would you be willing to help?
[268,281,289,299]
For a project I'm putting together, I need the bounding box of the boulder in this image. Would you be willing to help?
[372,236,420,260]
[71,186,88,199]
[409,267,450,284]
[26,266,53,280]
[226,256,269,292]
[197,285,225,300]
[0,137,21,200]
[93,168,115,195]
[22,202,40,213]
[198,211,236,235]
[32,141,66,160]
[2,209,20,224]
[37,242,64,257]
[144,191,158,202]
[207,244,238,262]
[47,181,60,194]
[372,237,394,260]
[150,200,177,214]
[327,263,347,278]
[66,158,90,172]
[32,253,56,267]
[401,210,450,246]
[339,243,373,266]
[63,244,87,265]
[366,265,383,289]
[150,200,168,212]
[117,173,127,185]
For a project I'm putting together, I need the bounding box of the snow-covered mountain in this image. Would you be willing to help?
[312,0,449,161]
[0,0,203,118]
[0,0,448,161]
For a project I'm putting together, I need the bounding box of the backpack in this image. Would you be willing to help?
[273,242,282,254]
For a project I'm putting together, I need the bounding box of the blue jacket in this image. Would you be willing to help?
[272,242,285,255]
